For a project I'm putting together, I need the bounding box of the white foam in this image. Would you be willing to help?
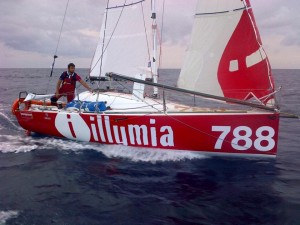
[0,210,19,224]
[40,138,208,162]
[93,145,208,163]
[38,138,94,151]
[0,133,207,162]
[0,135,38,153]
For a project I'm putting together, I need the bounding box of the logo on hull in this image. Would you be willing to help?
[55,113,91,141]
[55,113,174,147]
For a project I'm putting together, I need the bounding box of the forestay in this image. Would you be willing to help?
[177,0,275,104]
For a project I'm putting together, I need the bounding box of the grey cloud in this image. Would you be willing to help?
[281,31,300,46]
[1,0,300,69]
[156,1,196,45]
[252,0,300,47]
[0,0,105,57]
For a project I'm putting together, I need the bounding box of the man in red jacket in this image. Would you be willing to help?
[51,63,93,104]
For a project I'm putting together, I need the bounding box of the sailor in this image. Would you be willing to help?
[51,63,93,105]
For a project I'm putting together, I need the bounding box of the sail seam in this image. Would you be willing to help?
[195,6,250,16]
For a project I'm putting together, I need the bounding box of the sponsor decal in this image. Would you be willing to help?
[54,112,276,152]
[55,113,91,141]
[55,113,174,147]
[44,113,51,120]
[20,112,33,118]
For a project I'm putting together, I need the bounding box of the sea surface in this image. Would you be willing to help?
[0,68,300,225]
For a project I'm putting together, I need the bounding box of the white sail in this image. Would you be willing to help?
[177,0,275,102]
[90,0,153,79]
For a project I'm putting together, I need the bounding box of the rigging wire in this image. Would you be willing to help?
[94,0,127,112]
[46,0,70,93]
[90,0,128,74]
[94,0,111,110]
[98,0,110,89]
[54,0,70,59]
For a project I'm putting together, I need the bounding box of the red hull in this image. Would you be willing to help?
[13,106,279,157]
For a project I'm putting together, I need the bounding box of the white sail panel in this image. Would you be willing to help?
[178,0,275,102]
[90,0,152,78]
[178,0,245,97]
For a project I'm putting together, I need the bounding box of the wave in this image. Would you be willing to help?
[0,135,39,153]
[0,210,19,224]
[0,112,22,131]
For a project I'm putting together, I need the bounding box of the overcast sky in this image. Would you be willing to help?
[0,0,299,69]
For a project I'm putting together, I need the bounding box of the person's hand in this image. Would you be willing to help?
[55,92,59,98]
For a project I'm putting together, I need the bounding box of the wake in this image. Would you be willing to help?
[0,134,207,162]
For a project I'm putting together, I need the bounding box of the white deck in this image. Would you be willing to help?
[26,91,272,115]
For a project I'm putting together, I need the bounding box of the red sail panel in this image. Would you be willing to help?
[218,3,275,102]
[178,0,276,105]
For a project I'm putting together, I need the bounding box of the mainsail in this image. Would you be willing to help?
[177,0,275,104]
[90,0,153,79]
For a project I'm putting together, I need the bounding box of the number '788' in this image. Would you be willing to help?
[212,126,275,151]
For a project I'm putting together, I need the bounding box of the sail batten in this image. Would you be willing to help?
[177,0,275,105]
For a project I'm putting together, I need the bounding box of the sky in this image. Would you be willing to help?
[0,0,299,69]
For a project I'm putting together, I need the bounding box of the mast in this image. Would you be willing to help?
[151,0,158,96]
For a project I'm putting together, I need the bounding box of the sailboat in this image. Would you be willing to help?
[12,0,287,157]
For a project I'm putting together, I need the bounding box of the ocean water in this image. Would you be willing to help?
[0,68,300,225]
